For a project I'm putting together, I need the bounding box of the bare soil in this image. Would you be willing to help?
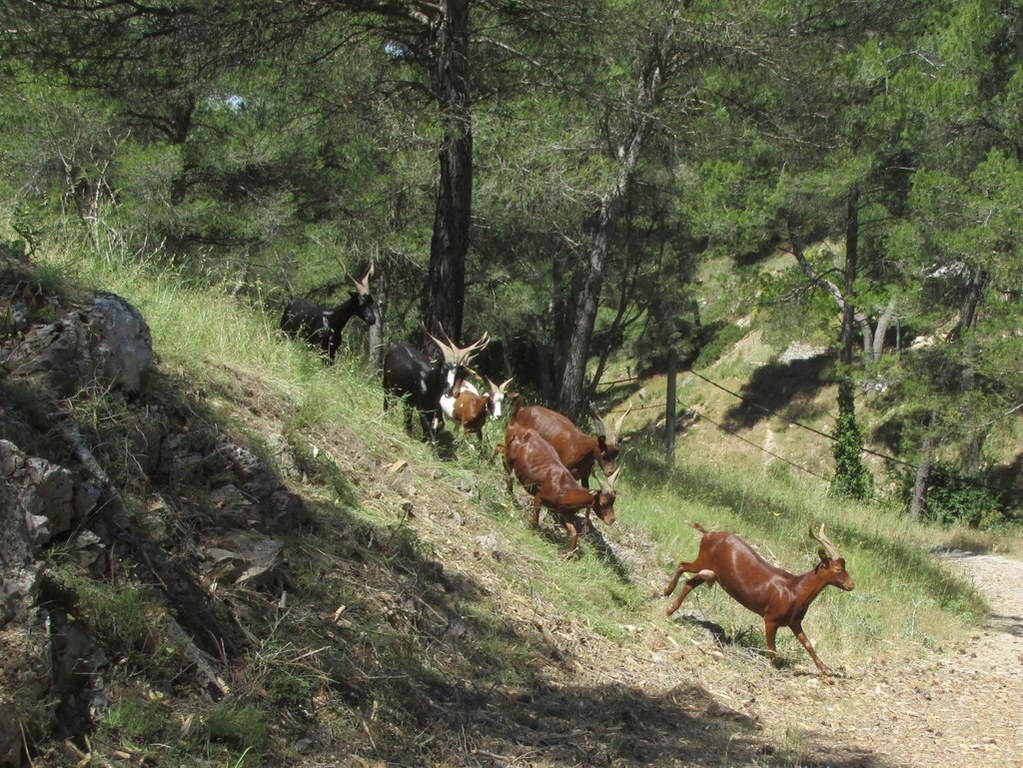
[727,548,1023,768]
[571,542,1023,768]
[426,509,1023,768]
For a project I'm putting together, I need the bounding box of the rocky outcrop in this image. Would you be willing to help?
[0,251,310,766]
[5,292,153,398]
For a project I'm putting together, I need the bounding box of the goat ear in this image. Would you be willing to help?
[817,546,830,563]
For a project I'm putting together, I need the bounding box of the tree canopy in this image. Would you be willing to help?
[2,0,1021,519]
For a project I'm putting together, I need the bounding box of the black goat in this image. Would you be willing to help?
[281,265,375,362]
[383,330,489,444]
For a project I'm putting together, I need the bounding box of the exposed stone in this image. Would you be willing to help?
[88,293,153,393]
[5,293,152,398]
[203,531,285,591]
[23,457,76,544]
[266,433,301,481]
[778,341,829,363]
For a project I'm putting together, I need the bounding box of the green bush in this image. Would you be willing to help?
[925,468,1005,529]
[693,322,747,370]
[830,384,872,500]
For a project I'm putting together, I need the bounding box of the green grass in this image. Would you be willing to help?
[27,243,1005,763]
[45,245,992,648]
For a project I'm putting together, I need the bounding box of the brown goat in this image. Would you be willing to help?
[444,377,513,442]
[664,524,855,673]
[503,423,621,554]
[508,402,631,488]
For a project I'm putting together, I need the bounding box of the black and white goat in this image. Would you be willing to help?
[281,265,376,362]
[383,329,489,444]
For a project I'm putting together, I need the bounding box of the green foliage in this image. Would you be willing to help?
[692,322,748,370]
[683,157,780,261]
[101,692,167,743]
[830,383,873,501]
[205,703,268,753]
[7,4,1023,761]
[919,466,1008,529]
[50,566,153,655]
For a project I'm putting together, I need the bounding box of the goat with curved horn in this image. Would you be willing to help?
[502,423,618,555]
[281,263,376,363]
[384,327,489,446]
[664,523,855,674]
[506,400,629,489]
[442,375,514,444]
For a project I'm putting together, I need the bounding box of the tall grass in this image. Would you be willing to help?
[624,435,987,662]
[39,245,990,671]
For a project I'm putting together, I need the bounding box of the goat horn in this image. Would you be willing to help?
[426,332,457,364]
[486,376,513,393]
[589,402,608,436]
[808,524,840,560]
[599,464,623,493]
[605,402,632,448]
[451,330,491,366]
[614,401,632,435]
[427,326,490,366]
[351,262,374,295]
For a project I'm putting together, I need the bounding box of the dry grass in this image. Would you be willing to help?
[17,245,1018,767]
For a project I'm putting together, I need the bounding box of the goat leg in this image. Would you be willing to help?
[764,620,781,667]
[790,621,832,674]
[562,518,579,556]
[665,573,706,617]
[664,561,697,597]
[529,496,542,531]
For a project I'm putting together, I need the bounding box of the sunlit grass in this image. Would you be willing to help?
[36,243,992,674]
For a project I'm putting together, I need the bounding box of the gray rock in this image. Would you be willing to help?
[6,293,153,397]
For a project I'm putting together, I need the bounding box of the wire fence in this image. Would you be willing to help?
[600,368,913,482]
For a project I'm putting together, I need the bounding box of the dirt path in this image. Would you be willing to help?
[704,549,1023,767]
[412,474,1021,767]
[535,543,1023,768]
[857,550,1023,768]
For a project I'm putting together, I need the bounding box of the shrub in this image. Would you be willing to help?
[693,322,747,370]
[925,467,1005,529]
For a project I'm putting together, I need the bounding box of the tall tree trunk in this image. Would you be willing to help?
[788,220,877,362]
[947,267,988,475]
[665,347,678,460]
[910,434,935,522]
[841,185,860,369]
[168,96,197,204]
[871,297,896,362]
[423,0,471,342]
[555,15,675,417]
[946,267,988,343]
[830,186,872,499]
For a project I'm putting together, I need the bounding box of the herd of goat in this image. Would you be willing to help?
[279,269,856,673]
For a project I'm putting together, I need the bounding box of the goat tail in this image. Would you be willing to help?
[691,522,708,534]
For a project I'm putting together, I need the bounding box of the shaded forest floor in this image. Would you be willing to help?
[398,487,1023,767]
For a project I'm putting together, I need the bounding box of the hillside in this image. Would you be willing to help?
[2,245,1021,768]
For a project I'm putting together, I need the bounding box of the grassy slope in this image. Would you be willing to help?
[24,248,1005,766]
